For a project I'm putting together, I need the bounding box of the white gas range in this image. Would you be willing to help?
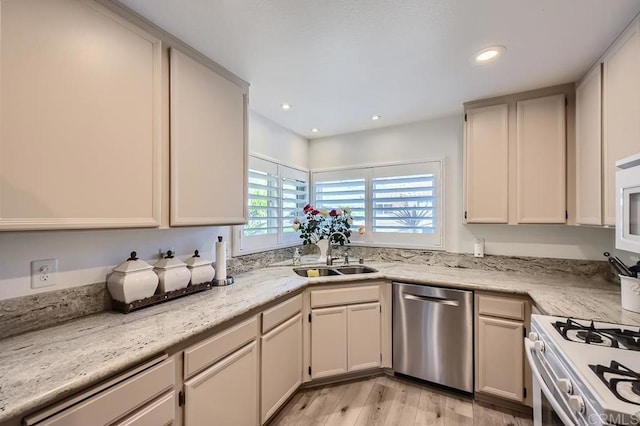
[526,314,640,426]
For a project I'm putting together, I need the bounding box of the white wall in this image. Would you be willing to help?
[249,111,309,170]
[309,115,615,260]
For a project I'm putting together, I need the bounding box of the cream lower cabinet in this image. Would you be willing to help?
[182,316,259,426]
[475,293,531,406]
[309,285,383,380]
[260,296,303,424]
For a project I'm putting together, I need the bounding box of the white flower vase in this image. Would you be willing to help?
[315,239,329,264]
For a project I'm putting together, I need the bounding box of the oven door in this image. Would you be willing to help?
[525,338,578,426]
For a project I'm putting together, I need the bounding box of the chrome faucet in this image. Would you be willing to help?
[326,231,347,266]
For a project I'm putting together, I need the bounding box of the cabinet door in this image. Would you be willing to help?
[477,316,524,402]
[603,19,640,225]
[464,104,509,223]
[184,341,258,426]
[261,313,302,424]
[0,0,162,230]
[516,95,566,223]
[347,303,381,372]
[576,64,603,225]
[310,306,347,379]
[169,48,247,226]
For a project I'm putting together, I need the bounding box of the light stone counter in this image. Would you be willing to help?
[1,262,638,423]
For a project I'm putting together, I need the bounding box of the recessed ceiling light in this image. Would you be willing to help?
[281,103,291,110]
[473,46,506,64]
[371,115,381,121]
[311,128,319,133]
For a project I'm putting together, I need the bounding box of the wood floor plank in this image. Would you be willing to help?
[353,376,398,426]
[313,378,376,426]
[270,375,534,426]
[414,387,445,426]
[385,378,421,426]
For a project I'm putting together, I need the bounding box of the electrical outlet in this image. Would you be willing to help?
[31,259,57,289]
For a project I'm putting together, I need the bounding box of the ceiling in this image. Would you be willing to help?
[118,0,640,139]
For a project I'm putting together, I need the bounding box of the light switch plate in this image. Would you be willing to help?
[31,259,57,289]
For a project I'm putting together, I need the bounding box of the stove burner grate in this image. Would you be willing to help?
[553,319,640,351]
[590,361,640,406]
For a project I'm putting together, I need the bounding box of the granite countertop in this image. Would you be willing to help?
[1,261,639,423]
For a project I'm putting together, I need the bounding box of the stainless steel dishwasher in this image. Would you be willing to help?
[392,282,473,393]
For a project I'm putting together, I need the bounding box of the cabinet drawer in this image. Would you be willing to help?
[115,391,175,426]
[184,316,258,379]
[28,358,174,426]
[262,294,302,334]
[478,295,525,321]
[310,285,379,308]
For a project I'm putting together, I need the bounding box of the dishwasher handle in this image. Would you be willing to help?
[402,293,460,306]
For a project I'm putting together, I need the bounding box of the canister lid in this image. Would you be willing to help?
[112,251,154,273]
[154,250,188,270]
[184,250,213,268]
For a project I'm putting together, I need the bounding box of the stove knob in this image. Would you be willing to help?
[557,378,572,394]
[528,332,539,341]
[533,340,545,352]
[568,395,585,414]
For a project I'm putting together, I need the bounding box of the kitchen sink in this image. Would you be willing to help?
[334,265,378,274]
[292,265,377,277]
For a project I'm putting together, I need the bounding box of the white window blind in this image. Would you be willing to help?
[314,169,366,228]
[312,160,443,248]
[236,156,309,254]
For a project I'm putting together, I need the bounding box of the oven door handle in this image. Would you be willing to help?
[524,338,577,426]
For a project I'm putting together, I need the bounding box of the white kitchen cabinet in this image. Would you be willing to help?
[169,48,248,226]
[309,285,382,380]
[477,316,524,402]
[24,356,175,426]
[310,306,348,379]
[603,18,640,225]
[575,64,603,225]
[183,342,258,426]
[475,293,531,406]
[182,316,259,426]
[347,302,381,372]
[516,94,566,223]
[260,294,303,424]
[0,0,162,230]
[464,104,509,223]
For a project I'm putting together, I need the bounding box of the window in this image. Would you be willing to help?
[235,156,309,254]
[312,160,443,248]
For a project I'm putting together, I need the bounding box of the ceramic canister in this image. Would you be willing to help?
[107,251,159,303]
[184,250,215,285]
[154,251,191,293]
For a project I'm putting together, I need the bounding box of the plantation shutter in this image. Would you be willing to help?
[313,169,366,227]
[245,157,279,239]
[281,165,309,243]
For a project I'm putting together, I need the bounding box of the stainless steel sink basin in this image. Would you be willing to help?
[293,265,378,277]
[334,265,378,274]
[293,267,341,277]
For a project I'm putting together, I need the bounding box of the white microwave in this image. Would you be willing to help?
[616,153,640,252]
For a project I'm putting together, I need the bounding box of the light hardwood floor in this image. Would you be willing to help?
[269,375,533,426]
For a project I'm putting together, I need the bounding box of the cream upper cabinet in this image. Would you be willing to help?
[0,0,162,230]
[464,104,509,223]
[603,19,640,225]
[516,94,566,223]
[575,64,603,226]
[169,48,247,226]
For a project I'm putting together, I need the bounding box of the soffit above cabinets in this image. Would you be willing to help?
[117,0,640,139]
